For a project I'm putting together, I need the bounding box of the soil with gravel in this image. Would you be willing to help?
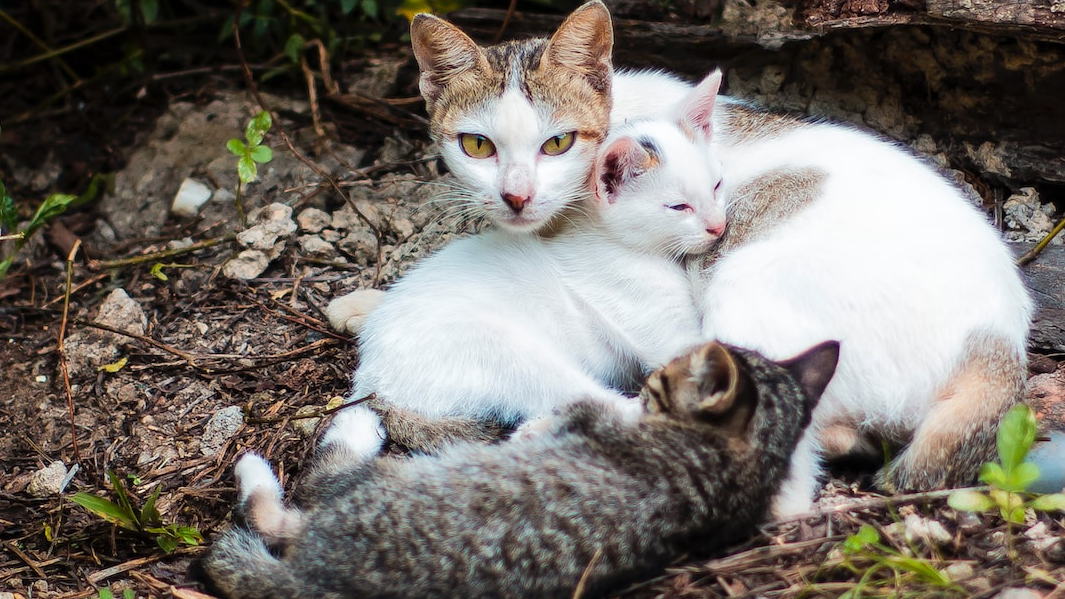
[2,39,1065,599]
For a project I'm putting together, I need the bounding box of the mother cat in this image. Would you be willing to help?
[327,1,1033,515]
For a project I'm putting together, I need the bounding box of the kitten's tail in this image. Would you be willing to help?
[199,528,306,599]
[878,330,1027,491]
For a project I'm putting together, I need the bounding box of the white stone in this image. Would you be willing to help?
[171,178,213,218]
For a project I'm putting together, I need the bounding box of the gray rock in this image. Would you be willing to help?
[297,207,332,233]
[26,461,68,498]
[62,288,147,379]
[201,406,244,456]
[171,177,213,218]
[223,249,271,280]
[297,234,336,257]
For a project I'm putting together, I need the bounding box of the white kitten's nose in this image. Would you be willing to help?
[706,222,725,237]
[502,192,531,214]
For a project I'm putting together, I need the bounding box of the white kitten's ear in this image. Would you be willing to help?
[410,14,489,106]
[542,1,613,92]
[594,137,652,204]
[678,69,723,139]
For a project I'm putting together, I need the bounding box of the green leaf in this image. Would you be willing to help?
[360,0,378,18]
[238,155,258,184]
[284,33,306,64]
[856,524,880,545]
[249,145,273,164]
[1,184,16,233]
[25,193,77,238]
[342,0,360,13]
[979,461,1007,488]
[156,533,178,553]
[227,138,248,157]
[106,470,139,526]
[1029,493,1065,512]
[98,589,115,599]
[997,404,1037,473]
[173,524,204,545]
[140,486,162,527]
[948,489,996,513]
[1002,461,1041,493]
[246,111,272,146]
[149,263,169,281]
[70,493,139,531]
[123,588,135,599]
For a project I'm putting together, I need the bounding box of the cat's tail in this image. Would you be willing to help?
[324,288,386,335]
[878,330,1027,491]
[199,528,307,599]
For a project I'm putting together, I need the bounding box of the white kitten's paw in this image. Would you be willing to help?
[321,405,387,460]
[234,453,282,506]
[511,415,555,442]
[324,289,386,335]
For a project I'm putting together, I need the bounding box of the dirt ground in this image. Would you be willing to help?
[2,43,1065,599]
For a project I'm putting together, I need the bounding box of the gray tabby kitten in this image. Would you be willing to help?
[200,341,839,599]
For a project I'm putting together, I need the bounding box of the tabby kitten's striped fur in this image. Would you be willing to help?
[201,341,839,599]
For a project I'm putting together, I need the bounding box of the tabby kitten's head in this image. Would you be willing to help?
[641,341,839,446]
[410,1,613,232]
[592,71,726,257]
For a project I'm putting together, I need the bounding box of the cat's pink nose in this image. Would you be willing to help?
[706,223,725,237]
[502,193,531,214]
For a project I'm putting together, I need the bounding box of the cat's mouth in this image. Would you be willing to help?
[497,212,551,232]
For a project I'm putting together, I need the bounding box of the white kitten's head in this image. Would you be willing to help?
[411,2,614,233]
[592,71,726,257]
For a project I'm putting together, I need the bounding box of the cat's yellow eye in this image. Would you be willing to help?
[459,134,496,159]
[541,132,576,156]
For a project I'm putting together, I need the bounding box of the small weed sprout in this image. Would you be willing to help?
[0,163,112,279]
[949,405,1065,520]
[71,470,203,553]
[226,110,274,226]
[835,524,963,598]
[97,588,136,599]
[948,404,1065,557]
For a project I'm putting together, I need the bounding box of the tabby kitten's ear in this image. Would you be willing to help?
[677,69,723,139]
[594,137,654,204]
[410,14,490,106]
[777,341,840,422]
[540,0,614,92]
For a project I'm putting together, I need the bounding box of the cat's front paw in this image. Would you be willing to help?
[324,289,386,335]
[234,453,282,506]
[321,405,387,461]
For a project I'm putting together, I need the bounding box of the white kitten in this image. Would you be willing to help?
[636,72,1034,517]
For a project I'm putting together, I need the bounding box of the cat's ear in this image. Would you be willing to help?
[410,14,489,106]
[678,69,723,140]
[542,1,613,91]
[594,137,653,204]
[694,343,758,441]
[777,340,840,419]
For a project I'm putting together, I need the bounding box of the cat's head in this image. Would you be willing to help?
[591,71,727,256]
[410,2,614,232]
[640,340,839,447]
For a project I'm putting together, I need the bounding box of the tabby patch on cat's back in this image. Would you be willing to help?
[410,1,613,232]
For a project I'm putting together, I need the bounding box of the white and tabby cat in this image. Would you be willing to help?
[344,83,726,451]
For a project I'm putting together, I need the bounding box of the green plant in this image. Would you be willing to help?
[0,166,113,280]
[835,524,963,599]
[71,470,203,553]
[948,404,1065,522]
[97,587,136,599]
[226,110,274,226]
